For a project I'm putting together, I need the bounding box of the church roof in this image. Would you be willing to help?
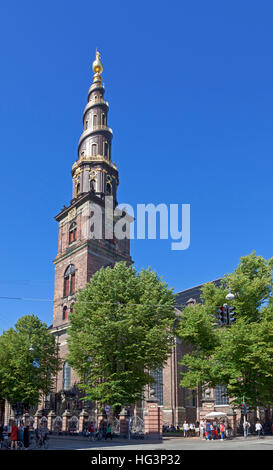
[175,279,222,308]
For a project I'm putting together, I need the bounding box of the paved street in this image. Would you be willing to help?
[39,435,273,451]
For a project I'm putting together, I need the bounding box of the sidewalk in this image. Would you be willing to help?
[48,433,162,444]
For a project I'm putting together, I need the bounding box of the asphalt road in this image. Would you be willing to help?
[40,435,273,451]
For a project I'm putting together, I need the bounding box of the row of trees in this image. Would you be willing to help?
[0,252,273,415]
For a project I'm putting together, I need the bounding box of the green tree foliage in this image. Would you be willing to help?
[0,315,60,407]
[67,262,175,411]
[176,252,273,408]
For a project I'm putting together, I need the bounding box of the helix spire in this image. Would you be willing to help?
[92,50,103,84]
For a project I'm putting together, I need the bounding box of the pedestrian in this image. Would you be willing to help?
[220,422,225,440]
[88,421,95,441]
[18,422,24,445]
[105,423,112,440]
[255,421,263,438]
[206,420,212,440]
[10,420,18,450]
[41,422,49,445]
[200,419,205,440]
[243,420,251,438]
[183,421,189,438]
[210,422,215,440]
[23,425,30,449]
[0,423,3,447]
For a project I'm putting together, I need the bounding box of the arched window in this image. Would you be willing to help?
[64,265,76,297]
[76,182,80,197]
[104,142,109,158]
[93,114,97,127]
[69,222,77,244]
[101,113,106,125]
[62,306,68,321]
[63,362,71,391]
[90,179,96,192]
[92,143,97,157]
[106,182,112,195]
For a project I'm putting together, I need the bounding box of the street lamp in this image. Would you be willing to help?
[226,291,235,302]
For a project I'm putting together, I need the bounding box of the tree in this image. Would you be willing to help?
[176,251,273,409]
[67,262,176,412]
[0,315,60,409]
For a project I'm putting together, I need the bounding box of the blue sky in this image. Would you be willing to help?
[0,0,273,332]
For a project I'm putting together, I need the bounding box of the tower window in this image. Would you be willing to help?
[101,113,106,125]
[92,143,97,156]
[104,142,109,158]
[64,264,76,297]
[106,182,112,195]
[85,120,88,130]
[69,222,77,244]
[93,114,97,127]
[90,179,96,192]
[62,306,68,321]
[76,182,80,197]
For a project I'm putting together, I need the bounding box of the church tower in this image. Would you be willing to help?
[51,52,132,391]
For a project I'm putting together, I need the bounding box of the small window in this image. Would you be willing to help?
[93,114,97,127]
[76,183,80,196]
[90,179,96,192]
[69,222,77,244]
[92,143,97,157]
[106,182,112,195]
[104,142,109,158]
[62,306,68,321]
[101,113,106,125]
[85,120,88,130]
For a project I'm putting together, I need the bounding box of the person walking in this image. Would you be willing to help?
[220,422,225,440]
[206,420,212,440]
[0,423,3,448]
[255,421,263,438]
[23,425,30,449]
[10,421,18,450]
[88,422,95,441]
[183,421,189,437]
[243,420,251,438]
[200,420,205,440]
[105,423,112,440]
[41,422,49,445]
[18,423,24,446]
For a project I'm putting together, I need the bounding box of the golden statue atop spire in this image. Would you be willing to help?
[92,49,103,82]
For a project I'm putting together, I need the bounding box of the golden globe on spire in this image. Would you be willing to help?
[92,50,103,83]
